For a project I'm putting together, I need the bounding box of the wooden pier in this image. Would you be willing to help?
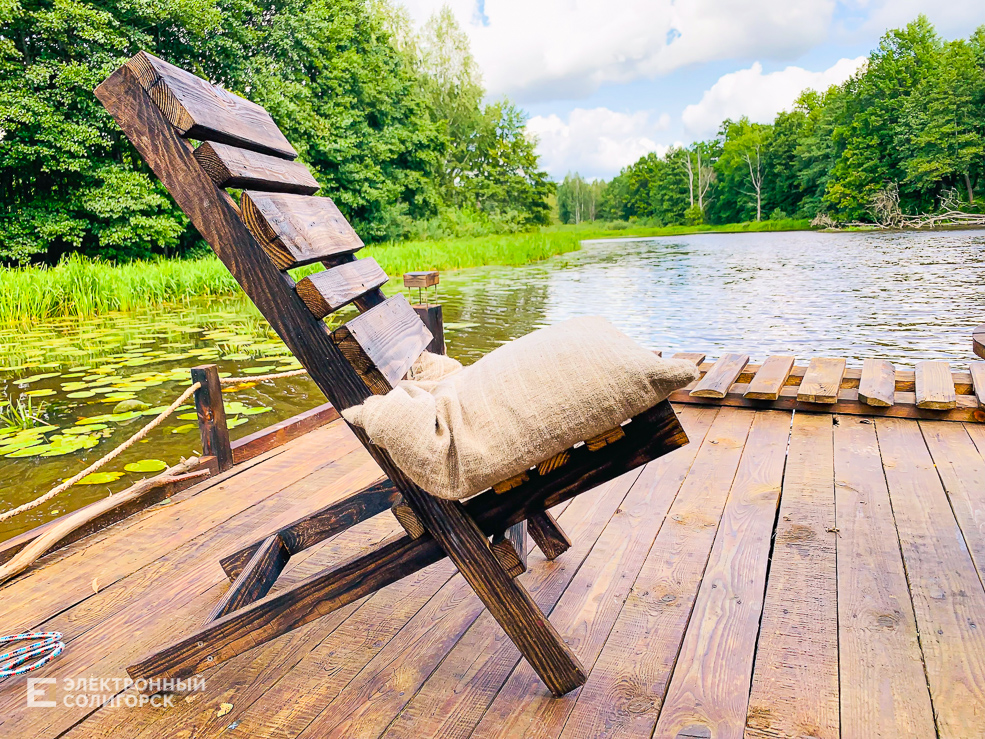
[2,355,985,737]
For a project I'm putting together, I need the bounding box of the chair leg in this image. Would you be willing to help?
[506,521,527,569]
[208,534,290,621]
[527,511,571,560]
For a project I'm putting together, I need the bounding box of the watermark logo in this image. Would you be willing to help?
[25,675,206,708]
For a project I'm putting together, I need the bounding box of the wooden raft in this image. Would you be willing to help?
[671,352,985,423]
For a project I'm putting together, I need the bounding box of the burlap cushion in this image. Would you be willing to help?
[342,316,698,500]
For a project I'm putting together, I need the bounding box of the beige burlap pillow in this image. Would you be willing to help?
[342,316,698,500]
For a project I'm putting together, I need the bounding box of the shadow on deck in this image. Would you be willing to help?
[1,405,983,738]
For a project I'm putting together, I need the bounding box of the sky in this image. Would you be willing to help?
[396,0,985,180]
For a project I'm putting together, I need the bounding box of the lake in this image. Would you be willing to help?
[2,228,984,539]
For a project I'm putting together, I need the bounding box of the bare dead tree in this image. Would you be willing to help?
[743,146,763,221]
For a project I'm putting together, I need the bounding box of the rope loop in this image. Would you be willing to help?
[0,632,64,678]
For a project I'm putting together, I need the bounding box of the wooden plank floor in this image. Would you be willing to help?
[3,407,985,738]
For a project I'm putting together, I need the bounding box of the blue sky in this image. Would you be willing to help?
[398,1,985,180]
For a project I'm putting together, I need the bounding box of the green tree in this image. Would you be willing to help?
[715,117,772,222]
[557,173,606,223]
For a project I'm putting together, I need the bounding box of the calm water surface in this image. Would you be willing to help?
[2,229,983,538]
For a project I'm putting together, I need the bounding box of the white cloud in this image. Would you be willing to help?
[399,0,837,102]
[681,57,865,136]
[526,108,671,180]
[848,0,985,41]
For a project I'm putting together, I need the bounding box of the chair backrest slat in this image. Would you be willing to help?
[296,258,389,319]
[332,296,433,394]
[194,142,320,194]
[241,191,364,269]
[125,52,297,160]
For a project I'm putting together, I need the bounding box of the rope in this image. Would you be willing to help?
[219,368,308,384]
[0,632,64,678]
[0,382,202,523]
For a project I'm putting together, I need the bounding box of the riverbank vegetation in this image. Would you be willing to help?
[557,17,985,228]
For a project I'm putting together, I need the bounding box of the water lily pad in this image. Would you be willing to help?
[63,424,107,434]
[241,366,277,375]
[62,382,89,391]
[242,407,273,416]
[226,416,248,429]
[66,391,96,399]
[124,459,167,473]
[6,444,53,457]
[76,472,124,485]
[25,389,56,397]
[170,423,198,434]
[223,353,252,361]
[104,393,138,402]
[113,399,150,413]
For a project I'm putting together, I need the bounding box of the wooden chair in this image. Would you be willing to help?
[96,52,690,697]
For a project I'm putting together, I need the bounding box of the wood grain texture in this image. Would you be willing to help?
[506,520,527,570]
[858,358,896,407]
[970,362,985,408]
[654,410,790,739]
[745,412,838,739]
[192,364,233,472]
[743,355,795,400]
[230,401,339,464]
[916,360,957,409]
[240,191,364,270]
[797,357,847,403]
[414,303,445,355]
[490,534,526,578]
[673,352,707,366]
[124,51,296,159]
[526,510,571,560]
[833,415,936,739]
[876,417,985,738]
[974,324,985,360]
[690,353,750,399]
[295,258,388,319]
[331,295,432,392]
[392,495,427,539]
[208,534,290,621]
[559,407,753,739]
[194,141,319,194]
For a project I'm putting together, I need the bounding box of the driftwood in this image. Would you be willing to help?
[0,458,207,585]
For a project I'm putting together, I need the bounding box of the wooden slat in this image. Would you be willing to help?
[974,324,985,360]
[916,360,957,410]
[745,413,838,739]
[970,362,985,408]
[296,259,388,319]
[673,352,707,366]
[124,51,297,159]
[833,416,937,737]
[876,418,985,737]
[194,141,319,194]
[743,355,795,400]
[858,357,895,407]
[391,495,426,539]
[690,353,750,398]
[654,410,789,739]
[208,534,290,621]
[526,510,571,560]
[490,534,526,578]
[331,295,432,393]
[231,401,340,465]
[240,191,364,270]
[797,357,846,403]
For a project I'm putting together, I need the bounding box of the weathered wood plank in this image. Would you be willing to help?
[797,357,847,403]
[876,417,985,738]
[558,408,755,739]
[743,355,795,400]
[673,352,707,366]
[970,362,985,408]
[296,259,388,319]
[208,534,290,621]
[124,51,297,159]
[331,295,432,393]
[230,401,339,465]
[191,364,233,472]
[833,415,936,739]
[690,353,750,399]
[974,324,985,360]
[240,191,364,270]
[194,141,319,194]
[745,413,838,739]
[506,520,527,570]
[490,533,526,578]
[916,360,957,410]
[858,357,896,407]
[526,510,571,560]
[653,410,790,739]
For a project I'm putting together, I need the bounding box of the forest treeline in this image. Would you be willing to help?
[558,18,985,228]
[0,0,550,263]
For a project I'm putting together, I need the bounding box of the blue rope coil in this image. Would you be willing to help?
[0,632,64,678]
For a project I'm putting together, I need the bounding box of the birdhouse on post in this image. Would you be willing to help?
[403,270,444,354]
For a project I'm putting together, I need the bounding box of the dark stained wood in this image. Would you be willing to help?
[208,534,290,621]
[219,476,400,579]
[240,191,364,270]
[974,324,985,359]
[124,51,297,159]
[745,413,839,739]
[797,357,847,403]
[743,355,795,400]
[392,495,426,539]
[194,141,319,194]
[490,534,526,578]
[833,416,936,738]
[526,511,571,560]
[690,353,750,398]
[654,410,789,739]
[916,360,957,409]
[295,259,388,319]
[858,357,896,406]
[505,520,527,570]
[331,295,433,393]
[230,401,339,465]
[191,364,233,472]
[970,361,985,408]
[414,304,445,355]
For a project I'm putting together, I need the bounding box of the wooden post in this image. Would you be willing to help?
[191,364,233,472]
[405,270,444,355]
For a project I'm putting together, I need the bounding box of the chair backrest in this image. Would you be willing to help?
[96,52,433,409]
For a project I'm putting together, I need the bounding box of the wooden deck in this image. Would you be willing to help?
[2,405,985,738]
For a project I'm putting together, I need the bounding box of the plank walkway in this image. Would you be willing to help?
[2,406,985,738]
